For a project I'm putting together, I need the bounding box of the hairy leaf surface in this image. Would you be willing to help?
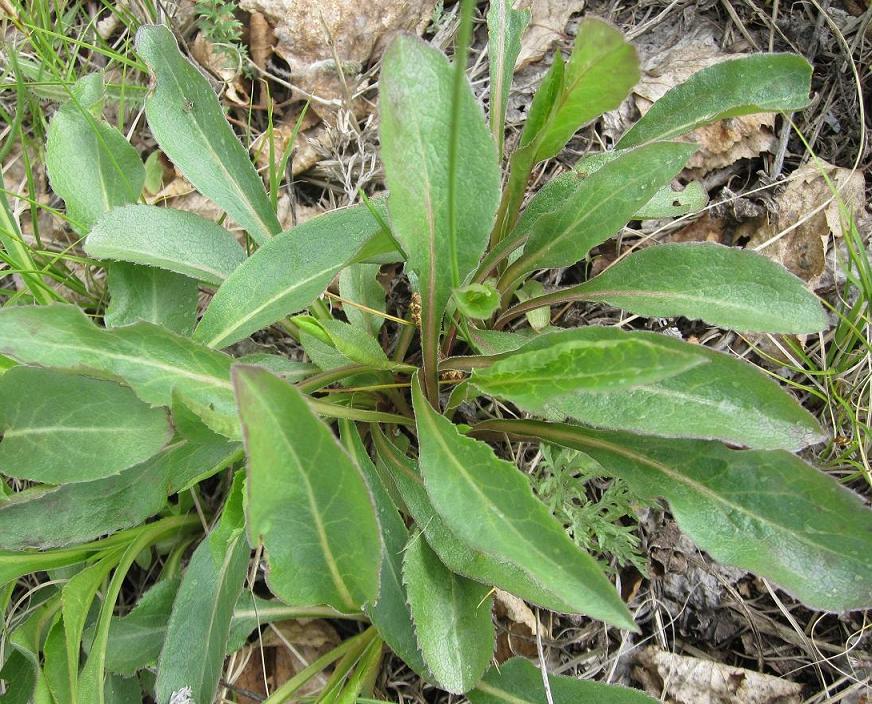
[411,377,634,629]
[488,328,822,450]
[156,473,250,704]
[0,367,172,483]
[403,535,493,694]
[195,202,395,349]
[340,422,428,676]
[86,204,246,285]
[0,304,238,438]
[470,657,657,704]
[372,427,577,613]
[564,242,827,333]
[380,34,500,398]
[234,365,381,611]
[105,263,198,335]
[136,25,280,244]
[470,327,706,403]
[617,54,812,148]
[485,420,872,612]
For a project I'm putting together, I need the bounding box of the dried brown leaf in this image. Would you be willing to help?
[515,0,585,69]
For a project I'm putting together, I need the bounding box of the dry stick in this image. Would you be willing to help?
[535,607,555,704]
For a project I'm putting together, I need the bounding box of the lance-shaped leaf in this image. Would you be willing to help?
[380,34,501,399]
[557,242,827,333]
[339,421,428,677]
[86,204,246,286]
[0,304,238,439]
[618,54,812,149]
[411,376,635,630]
[45,73,144,234]
[156,473,250,704]
[339,262,386,337]
[136,25,281,244]
[44,73,193,332]
[483,420,872,612]
[194,202,396,349]
[495,18,638,238]
[233,365,381,611]
[372,426,577,614]
[105,263,198,335]
[0,367,172,484]
[403,534,493,694]
[505,142,695,282]
[470,326,707,404]
[470,657,657,704]
[487,0,530,155]
[294,316,405,372]
[0,435,239,551]
[479,328,822,451]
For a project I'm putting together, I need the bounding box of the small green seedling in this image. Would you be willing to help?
[1,2,870,702]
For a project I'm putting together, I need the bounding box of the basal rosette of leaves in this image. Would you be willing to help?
[1,2,869,702]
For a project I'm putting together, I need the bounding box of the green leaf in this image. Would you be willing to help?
[486,0,530,155]
[235,353,317,382]
[339,421,428,677]
[496,19,639,238]
[470,657,657,704]
[453,283,501,320]
[515,280,549,330]
[634,180,707,219]
[526,19,639,163]
[296,317,401,371]
[403,535,493,694]
[105,263,199,335]
[0,367,172,483]
[0,436,238,550]
[563,242,828,333]
[470,326,706,404]
[339,263,386,337]
[487,420,872,612]
[62,550,124,701]
[507,142,695,281]
[372,426,577,614]
[86,204,246,285]
[92,578,180,676]
[155,472,250,704]
[411,376,634,629]
[380,34,501,398]
[0,304,239,439]
[45,73,144,234]
[617,54,812,149]
[43,618,73,704]
[233,365,381,611]
[103,675,140,704]
[135,25,280,244]
[487,328,823,450]
[194,202,393,349]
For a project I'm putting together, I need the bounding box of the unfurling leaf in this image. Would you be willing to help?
[403,534,493,694]
[454,283,501,320]
[233,365,381,611]
[0,366,172,484]
[411,376,635,629]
